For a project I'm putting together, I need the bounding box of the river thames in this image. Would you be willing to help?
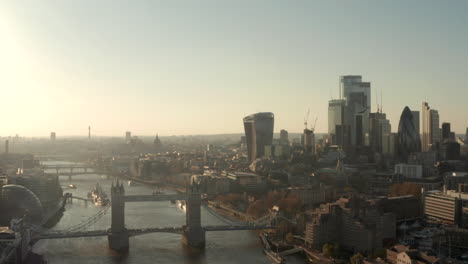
[33,163,304,264]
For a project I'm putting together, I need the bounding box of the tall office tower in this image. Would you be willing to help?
[328,99,345,143]
[430,110,440,147]
[125,131,132,143]
[279,129,289,145]
[398,107,422,162]
[369,112,391,153]
[340,75,371,146]
[411,111,420,138]
[302,128,315,153]
[50,132,56,141]
[466,128,468,144]
[243,112,274,162]
[4,140,9,154]
[88,126,91,140]
[336,124,351,148]
[442,122,451,140]
[422,102,441,151]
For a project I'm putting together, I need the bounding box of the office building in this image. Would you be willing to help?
[411,111,420,138]
[369,112,391,153]
[424,190,464,227]
[305,196,395,253]
[340,76,371,146]
[397,107,422,162]
[125,131,132,143]
[303,128,315,153]
[465,127,468,144]
[4,140,9,154]
[279,129,289,145]
[394,163,423,178]
[440,141,461,160]
[328,99,345,142]
[382,133,397,156]
[422,102,440,151]
[408,151,437,177]
[50,132,56,141]
[444,172,468,191]
[88,125,91,140]
[442,122,451,140]
[227,171,267,193]
[243,112,274,162]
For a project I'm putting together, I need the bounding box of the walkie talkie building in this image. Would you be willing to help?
[243,112,274,162]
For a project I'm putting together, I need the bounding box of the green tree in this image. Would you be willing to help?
[322,243,333,257]
[350,252,364,264]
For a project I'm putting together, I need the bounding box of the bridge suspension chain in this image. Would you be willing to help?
[45,203,111,234]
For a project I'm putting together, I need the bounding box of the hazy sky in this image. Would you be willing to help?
[1,1,467,137]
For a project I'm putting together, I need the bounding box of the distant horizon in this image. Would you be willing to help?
[2,131,466,139]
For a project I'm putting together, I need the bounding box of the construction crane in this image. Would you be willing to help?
[311,117,318,132]
[304,109,310,129]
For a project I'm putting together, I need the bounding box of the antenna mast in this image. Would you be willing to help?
[381,90,383,113]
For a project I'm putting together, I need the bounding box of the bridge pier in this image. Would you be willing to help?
[182,227,205,248]
[108,181,129,252]
[183,192,205,248]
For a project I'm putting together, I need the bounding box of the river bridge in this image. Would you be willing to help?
[0,181,275,264]
[41,164,105,177]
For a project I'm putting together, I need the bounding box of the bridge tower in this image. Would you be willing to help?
[182,188,205,248]
[108,181,129,252]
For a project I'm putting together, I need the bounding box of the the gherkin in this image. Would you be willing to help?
[398,106,421,162]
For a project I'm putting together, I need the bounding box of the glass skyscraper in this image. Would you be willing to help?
[398,106,422,162]
[339,76,371,146]
[422,102,440,151]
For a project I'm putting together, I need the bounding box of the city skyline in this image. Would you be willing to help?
[1,0,467,136]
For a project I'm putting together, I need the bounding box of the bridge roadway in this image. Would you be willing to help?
[37,225,273,240]
[124,194,189,202]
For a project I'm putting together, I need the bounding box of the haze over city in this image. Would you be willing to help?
[1,0,467,136]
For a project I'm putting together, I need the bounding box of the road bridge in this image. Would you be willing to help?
[32,181,275,255]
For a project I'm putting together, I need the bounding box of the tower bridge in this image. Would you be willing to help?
[1,182,274,263]
[37,181,274,253]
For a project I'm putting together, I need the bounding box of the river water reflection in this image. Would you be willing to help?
[33,163,304,264]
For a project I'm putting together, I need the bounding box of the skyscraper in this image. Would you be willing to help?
[465,127,468,144]
[125,131,132,143]
[340,76,371,146]
[411,111,420,139]
[279,129,289,145]
[243,112,274,162]
[303,128,315,153]
[328,99,345,143]
[398,106,422,162]
[88,125,91,140]
[442,122,451,140]
[369,112,391,153]
[422,102,440,151]
[50,132,56,141]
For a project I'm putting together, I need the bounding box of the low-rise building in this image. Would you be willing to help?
[287,184,335,207]
[386,244,439,264]
[395,163,423,178]
[226,172,266,193]
[304,196,396,254]
[423,190,465,227]
[444,172,468,191]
